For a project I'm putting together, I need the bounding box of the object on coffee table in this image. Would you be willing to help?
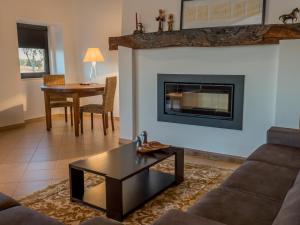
[138,141,170,153]
[140,131,148,144]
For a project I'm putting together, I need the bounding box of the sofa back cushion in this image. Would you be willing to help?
[272,172,300,225]
[0,193,19,211]
[268,127,300,149]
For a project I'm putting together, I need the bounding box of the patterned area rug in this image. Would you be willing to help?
[19,160,233,225]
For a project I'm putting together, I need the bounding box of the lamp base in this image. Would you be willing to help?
[80,82,93,86]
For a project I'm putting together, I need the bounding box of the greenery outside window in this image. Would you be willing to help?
[17,23,50,79]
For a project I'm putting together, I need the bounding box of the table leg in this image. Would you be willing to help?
[106,113,109,129]
[106,177,123,221]
[73,94,80,137]
[44,92,52,131]
[175,148,184,184]
[69,166,84,200]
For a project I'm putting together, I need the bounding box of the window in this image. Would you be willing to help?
[17,23,50,79]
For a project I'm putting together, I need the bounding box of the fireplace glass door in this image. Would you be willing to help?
[165,83,234,120]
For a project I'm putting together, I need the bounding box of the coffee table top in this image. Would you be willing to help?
[70,143,177,181]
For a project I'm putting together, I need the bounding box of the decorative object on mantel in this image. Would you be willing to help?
[137,141,171,154]
[180,0,266,29]
[133,12,145,34]
[156,9,166,32]
[279,8,300,24]
[109,23,300,50]
[168,14,174,32]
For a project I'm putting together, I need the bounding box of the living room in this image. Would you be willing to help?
[1,0,300,225]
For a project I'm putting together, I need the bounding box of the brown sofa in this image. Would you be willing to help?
[154,127,300,225]
[1,127,299,225]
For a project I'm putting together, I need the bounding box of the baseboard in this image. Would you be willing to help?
[0,114,119,132]
[185,148,245,164]
[119,138,133,145]
[0,123,25,132]
[25,116,47,123]
[118,138,245,163]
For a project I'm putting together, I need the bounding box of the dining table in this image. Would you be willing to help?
[41,83,105,137]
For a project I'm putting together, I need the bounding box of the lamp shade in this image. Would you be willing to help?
[83,48,104,62]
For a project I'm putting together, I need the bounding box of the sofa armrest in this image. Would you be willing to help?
[0,193,20,211]
[267,127,300,148]
[80,217,122,225]
[152,210,226,225]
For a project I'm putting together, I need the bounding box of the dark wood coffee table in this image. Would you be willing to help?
[69,143,184,221]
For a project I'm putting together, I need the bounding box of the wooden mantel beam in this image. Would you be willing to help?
[109,24,300,50]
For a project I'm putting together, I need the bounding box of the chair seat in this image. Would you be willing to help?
[80,104,104,114]
[50,101,73,108]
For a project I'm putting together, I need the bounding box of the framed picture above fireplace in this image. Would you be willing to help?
[180,0,266,30]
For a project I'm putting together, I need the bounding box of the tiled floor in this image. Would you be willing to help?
[0,115,120,199]
[0,115,240,199]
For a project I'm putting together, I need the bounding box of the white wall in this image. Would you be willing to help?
[275,40,300,128]
[0,0,78,125]
[122,0,300,35]
[119,0,300,157]
[134,46,278,157]
[72,0,122,117]
[0,0,123,127]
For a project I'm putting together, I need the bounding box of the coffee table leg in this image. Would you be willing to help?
[175,148,184,184]
[106,177,123,221]
[69,167,84,200]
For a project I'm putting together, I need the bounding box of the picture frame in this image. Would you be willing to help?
[180,0,267,30]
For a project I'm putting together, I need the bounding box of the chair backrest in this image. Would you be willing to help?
[43,75,66,102]
[103,76,117,112]
[43,74,65,86]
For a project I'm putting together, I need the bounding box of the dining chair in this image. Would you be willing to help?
[80,76,117,136]
[43,75,73,126]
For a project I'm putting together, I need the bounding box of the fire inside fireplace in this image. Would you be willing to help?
[165,83,233,120]
[158,74,245,130]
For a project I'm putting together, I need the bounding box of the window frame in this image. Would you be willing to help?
[17,23,50,79]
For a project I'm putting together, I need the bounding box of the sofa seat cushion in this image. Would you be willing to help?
[153,209,226,225]
[0,206,63,225]
[188,187,281,225]
[248,144,300,169]
[272,178,300,225]
[0,193,20,211]
[221,161,298,201]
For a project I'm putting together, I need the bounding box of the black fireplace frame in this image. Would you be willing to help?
[157,74,245,130]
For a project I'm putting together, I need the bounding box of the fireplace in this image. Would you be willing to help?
[158,74,245,130]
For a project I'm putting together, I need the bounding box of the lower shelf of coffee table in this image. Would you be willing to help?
[72,169,175,215]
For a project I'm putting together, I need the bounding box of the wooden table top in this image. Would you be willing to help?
[41,83,105,93]
[70,143,179,180]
